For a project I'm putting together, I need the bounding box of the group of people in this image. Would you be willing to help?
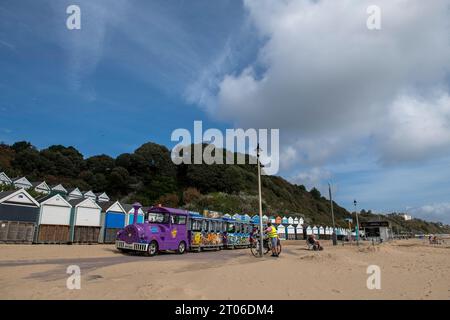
[428,235,442,245]
[252,222,324,257]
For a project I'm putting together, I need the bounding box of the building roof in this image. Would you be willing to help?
[0,188,40,207]
[0,189,17,200]
[36,194,54,203]
[98,200,116,212]
[68,198,88,206]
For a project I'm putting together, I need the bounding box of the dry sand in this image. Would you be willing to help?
[0,239,449,300]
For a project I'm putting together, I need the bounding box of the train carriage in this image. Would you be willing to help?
[116,206,262,256]
[189,214,223,251]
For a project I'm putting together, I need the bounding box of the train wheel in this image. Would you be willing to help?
[177,241,186,254]
[147,241,158,256]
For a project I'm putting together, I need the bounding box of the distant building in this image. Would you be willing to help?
[402,214,412,221]
[361,221,392,242]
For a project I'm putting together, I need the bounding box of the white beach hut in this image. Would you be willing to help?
[306,226,313,235]
[288,217,294,225]
[69,198,102,243]
[293,217,299,225]
[299,217,304,225]
[319,226,325,235]
[262,215,269,222]
[295,224,304,240]
[37,194,72,243]
[312,226,319,235]
[287,224,295,240]
[277,224,286,240]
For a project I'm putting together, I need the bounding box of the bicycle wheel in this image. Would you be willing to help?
[264,239,272,255]
[250,241,260,257]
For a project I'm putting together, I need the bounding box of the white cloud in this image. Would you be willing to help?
[200,0,450,166]
[291,167,331,191]
[410,203,450,224]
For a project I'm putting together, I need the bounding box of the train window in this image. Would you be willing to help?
[148,213,170,224]
[173,215,187,225]
[216,221,221,232]
[222,222,227,232]
[191,219,202,231]
[228,223,236,233]
[202,220,207,231]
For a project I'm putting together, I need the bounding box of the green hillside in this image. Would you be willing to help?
[1,141,449,233]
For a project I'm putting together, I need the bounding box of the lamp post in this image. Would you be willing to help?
[328,182,337,245]
[256,143,264,257]
[354,199,360,245]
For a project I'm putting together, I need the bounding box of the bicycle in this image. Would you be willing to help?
[250,234,281,257]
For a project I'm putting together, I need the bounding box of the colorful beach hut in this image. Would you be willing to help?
[101,201,127,243]
[282,216,288,224]
[124,204,145,225]
[262,215,269,223]
[0,189,40,243]
[270,216,276,224]
[36,193,72,243]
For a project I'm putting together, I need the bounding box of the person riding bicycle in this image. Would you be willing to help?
[265,222,279,257]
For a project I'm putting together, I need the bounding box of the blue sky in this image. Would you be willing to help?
[1,0,450,223]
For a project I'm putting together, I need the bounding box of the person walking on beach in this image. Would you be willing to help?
[265,222,279,257]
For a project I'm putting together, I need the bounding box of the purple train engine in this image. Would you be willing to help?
[116,204,189,256]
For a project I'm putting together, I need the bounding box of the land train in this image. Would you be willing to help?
[116,206,260,256]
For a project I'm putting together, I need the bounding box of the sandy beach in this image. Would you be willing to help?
[0,239,448,300]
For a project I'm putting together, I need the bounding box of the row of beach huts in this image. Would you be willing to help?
[217,213,351,241]
[0,172,351,244]
[0,172,148,244]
